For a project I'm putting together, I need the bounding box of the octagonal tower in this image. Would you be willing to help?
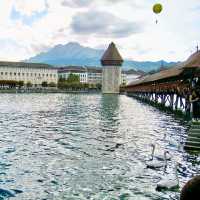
[101,42,123,94]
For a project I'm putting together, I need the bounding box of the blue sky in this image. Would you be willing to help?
[10,6,48,26]
[0,0,200,62]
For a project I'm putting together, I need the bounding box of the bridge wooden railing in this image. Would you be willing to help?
[123,50,200,118]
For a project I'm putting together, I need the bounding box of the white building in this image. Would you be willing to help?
[86,67,102,84]
[0,61,58,87]
[58,66,107,85]
[122,69,143,85]
[58,66,88,83]
[58,65,142,86]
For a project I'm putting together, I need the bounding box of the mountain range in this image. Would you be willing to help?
[26,42,178,72]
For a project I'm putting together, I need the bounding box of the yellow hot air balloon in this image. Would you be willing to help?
[153,3,163,24]
[153,3,163,14]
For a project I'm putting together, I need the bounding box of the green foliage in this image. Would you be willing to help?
[48,82,57,87]
[66,73,80,83]
[18,81,24,88]
[96,83,102,90]
[0,80,22,88]
[58,78,102,91]
[41,81,48,87]
[89,83,96,89]
[59,77,65,82]
[83,83,89,89]
[26,82,33,88]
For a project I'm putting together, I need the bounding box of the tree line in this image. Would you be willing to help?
[58,73,102,90]
[0,80,57,88]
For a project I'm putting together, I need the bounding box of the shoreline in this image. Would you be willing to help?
[0,89,101,94]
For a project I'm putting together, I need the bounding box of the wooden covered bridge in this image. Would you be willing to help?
[124,51,200,151]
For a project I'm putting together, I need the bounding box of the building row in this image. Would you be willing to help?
[58,66,142,85]
[0,61,142,87]
[0,61,58,87]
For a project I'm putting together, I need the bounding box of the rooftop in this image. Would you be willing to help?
[127,65,184,86]
[58,66,142,75]
[126,50,200,87]
[183,50,200,69]
[101,42,123,66]
[0,61,54,69]
[58,66,87,73]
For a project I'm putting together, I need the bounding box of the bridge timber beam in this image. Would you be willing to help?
[125,80,192,118]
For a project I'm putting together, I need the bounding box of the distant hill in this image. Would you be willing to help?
[25,42,178,72]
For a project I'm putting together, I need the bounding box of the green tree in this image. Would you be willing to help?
[58,74,88,91]
[96,83,102,90]
[48,82,57,87]
[26,82,33,88]
[89,83,96,89]
[83,83,89,90]
[18,81,24,88]
[67,73,80,83]
[41,81,48,87]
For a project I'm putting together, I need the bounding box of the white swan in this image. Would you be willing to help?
[163,133,181,149]
[150,144,171,161]
[146,151,168,170]
[156,162,179,191]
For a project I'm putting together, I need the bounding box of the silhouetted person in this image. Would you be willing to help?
[190,86,200,121]
[182,87,191,118]
[180,176,200,200]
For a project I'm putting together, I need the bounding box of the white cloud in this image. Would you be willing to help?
[13,0,47,16]
[0,0,199,62]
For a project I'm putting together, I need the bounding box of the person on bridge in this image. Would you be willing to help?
[183,87,191,118]
[190,85,200,121]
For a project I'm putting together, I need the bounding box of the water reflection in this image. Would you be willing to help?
[0,94,199,200]
[100,94,120,134]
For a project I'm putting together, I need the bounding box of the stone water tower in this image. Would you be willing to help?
[101,42,123,94]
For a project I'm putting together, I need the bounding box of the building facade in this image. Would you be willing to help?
[58,66,87,83]
[86,67,102,84]
[58,66,141,86]
[122,69,143,85]
[58,66,102,84]
[0,62,58,87]
[101,42,123,94]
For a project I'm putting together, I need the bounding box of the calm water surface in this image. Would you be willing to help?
[0,94,199,200]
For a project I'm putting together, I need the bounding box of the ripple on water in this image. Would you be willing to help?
[0,94,198,200]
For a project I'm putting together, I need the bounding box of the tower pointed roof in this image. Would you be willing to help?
[101,42,123,66]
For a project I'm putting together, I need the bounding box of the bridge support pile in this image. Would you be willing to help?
[125,50,200,152]
[127,91,189,118]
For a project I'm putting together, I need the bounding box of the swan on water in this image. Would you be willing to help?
[150,144,171,161]
[163,133,181,149]
[156,162,179,191]
[146,151,168,170]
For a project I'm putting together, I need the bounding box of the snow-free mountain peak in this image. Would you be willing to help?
[26,42,178,72]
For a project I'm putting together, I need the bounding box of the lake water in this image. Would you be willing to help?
[0,94,199,200]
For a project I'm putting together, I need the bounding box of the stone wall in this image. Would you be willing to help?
[102,66,121,94]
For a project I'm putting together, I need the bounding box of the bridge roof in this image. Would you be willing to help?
[126,51,200,87]
[183,51,200,69]
[127,65,183,86]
